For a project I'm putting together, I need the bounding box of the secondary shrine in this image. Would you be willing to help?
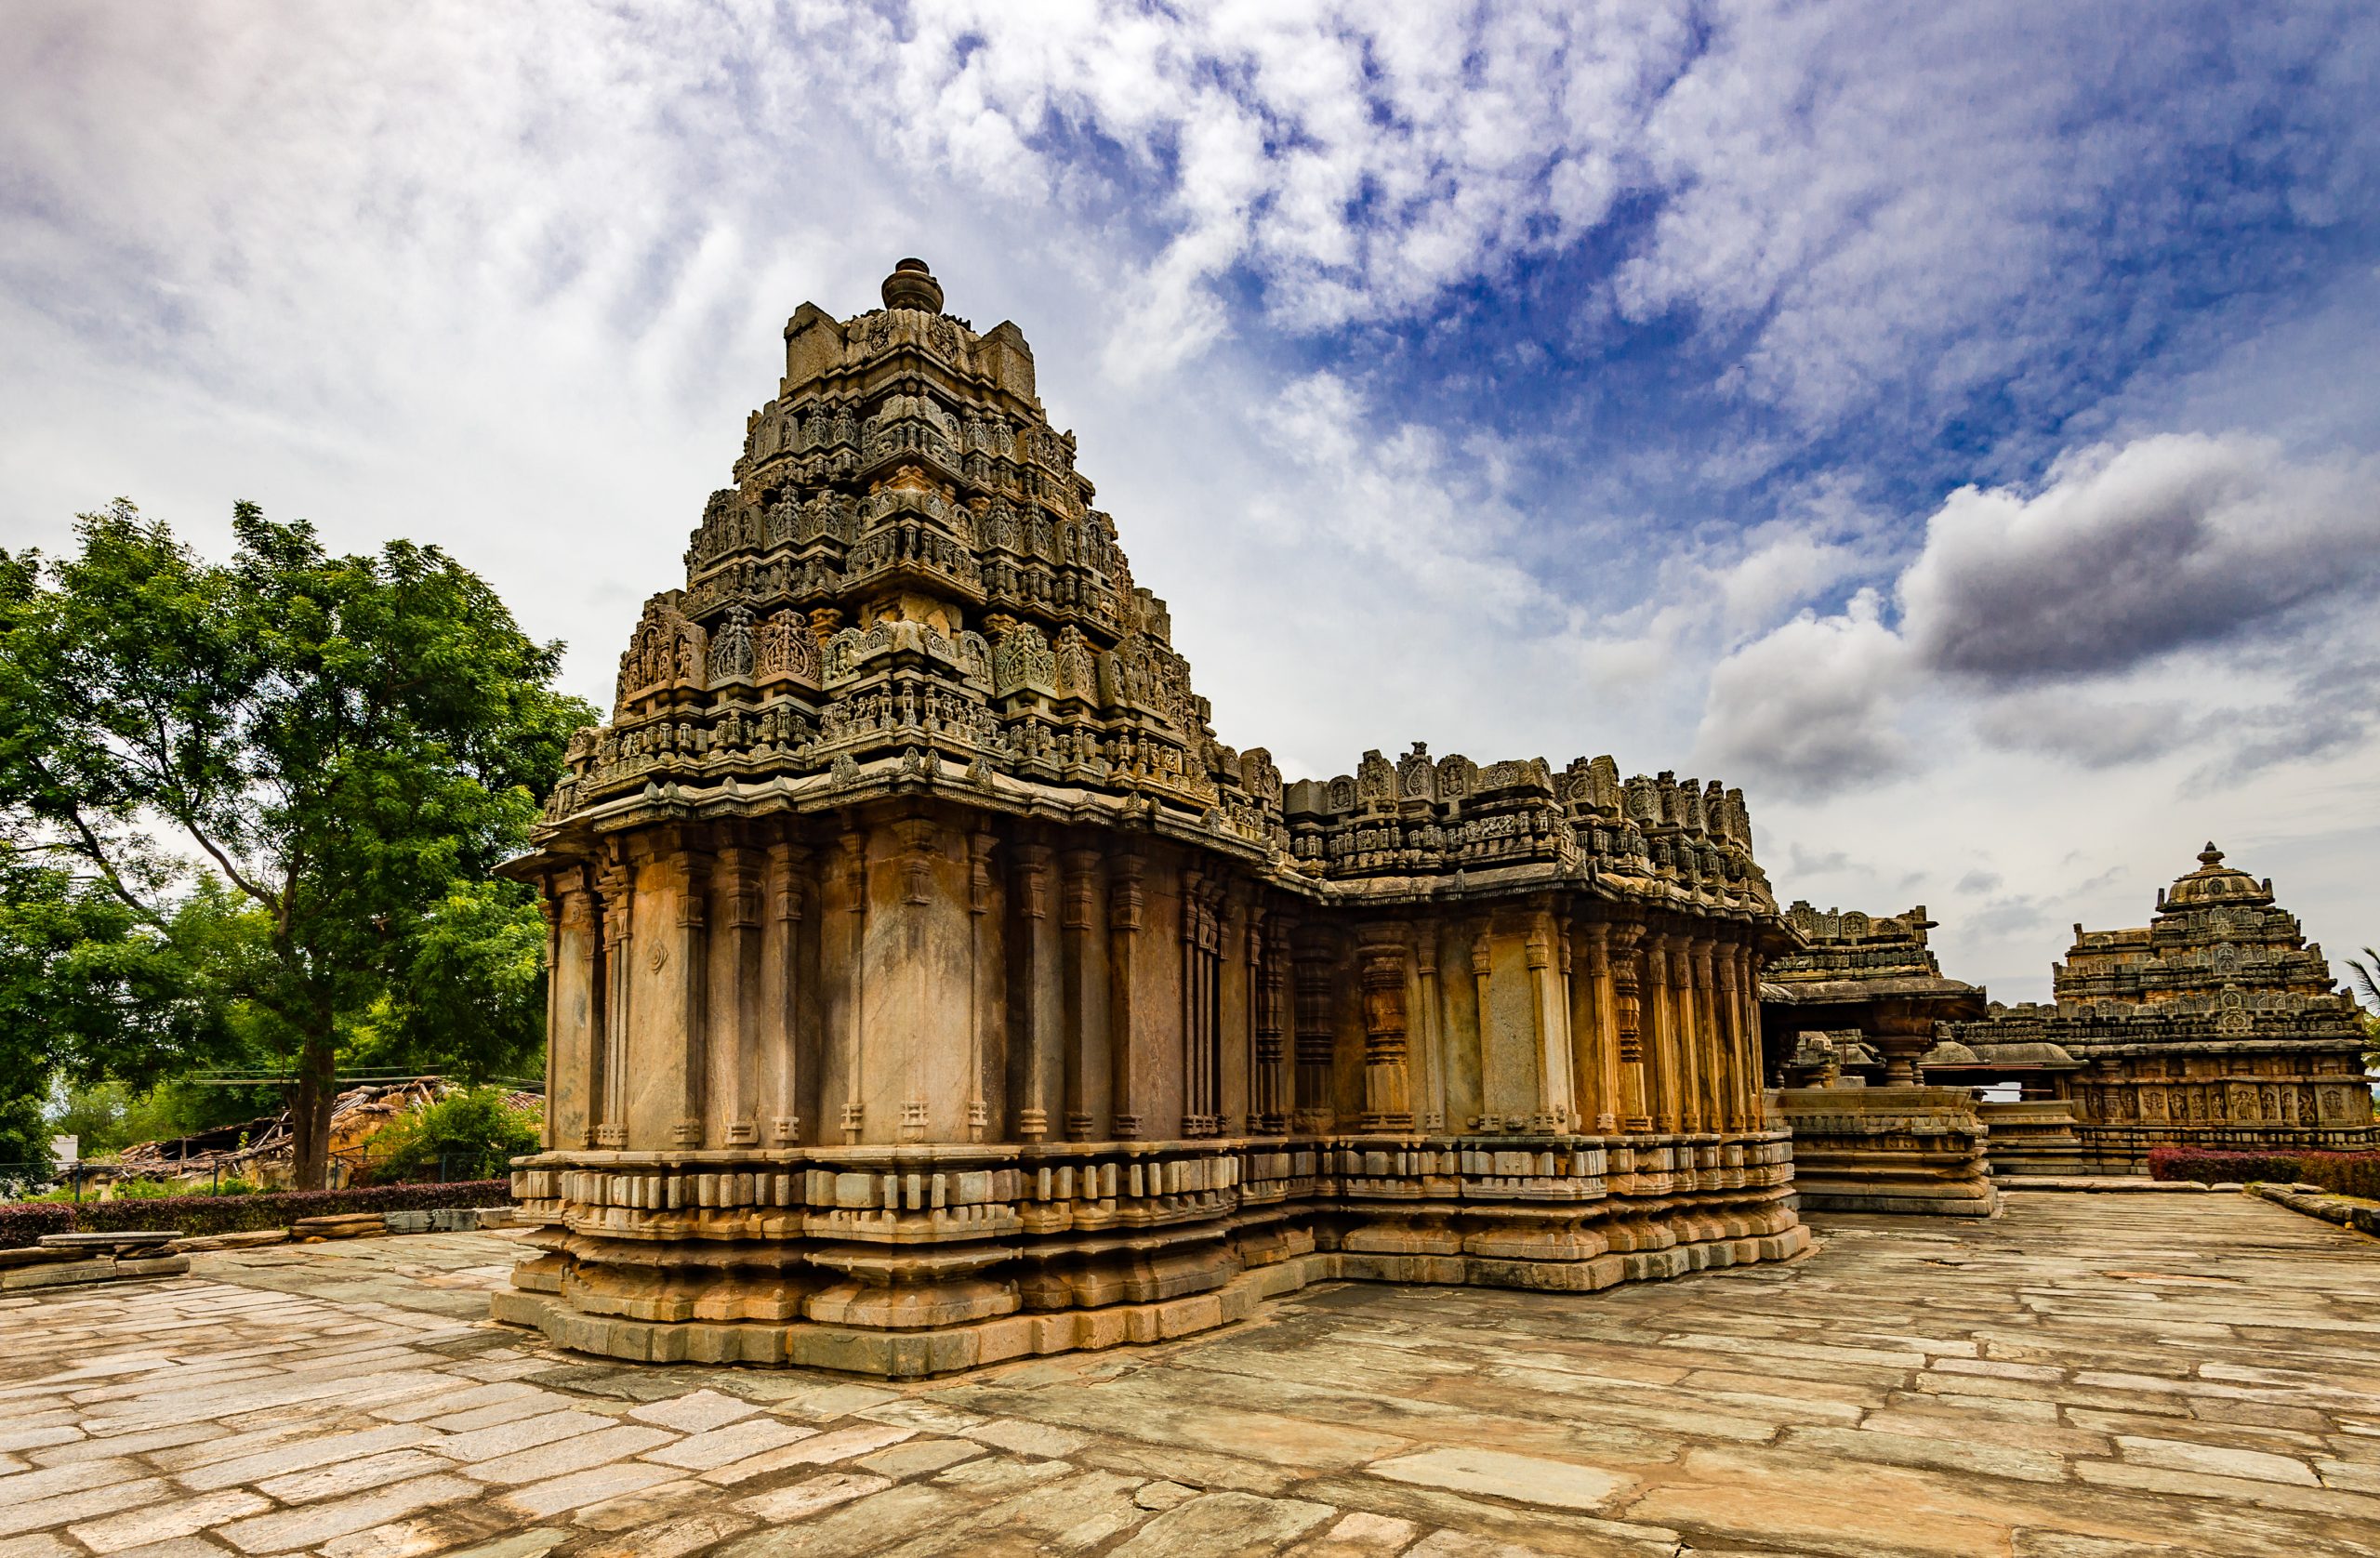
[495,259,1807,1376]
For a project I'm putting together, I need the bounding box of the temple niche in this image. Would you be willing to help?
[1947,844,2377,1174]
[496,260,1808,1377]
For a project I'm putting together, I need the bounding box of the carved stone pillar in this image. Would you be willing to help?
[1578,922,1620,1134]
[1713,943,1743,1131]
[1357,931,1413,1131]
[837,828,867,1144]
[1060,848,1099,1142]
[538,891,562,1150]
[1673,938,1706,1133]
[1736,943,1762,1125]
[767,839,808,1144]
[967,830,997,1142]
[1010,842,1052,1141]
[549,871,598,1149]
[1252,911,1289,1135]
[1294,931,1337,1134]
[1690,938,1720,1133]
[1470,931,1494,1126]
[594,859,631,1147]
[1527,916,1572,1133]
[1415,937,1447,1132]
[672,849,711,1148]
[1181,870,1223,1137]
[1645,932,1680,1132]
[719,845,763,1145]
[1107,851,1144,1140]
[1612,926,1649,1132]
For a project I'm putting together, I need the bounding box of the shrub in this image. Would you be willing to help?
[108,1178,183,1199]
[363,1087,542,1184]
[0,1202,74,1247]
[0,1180,510,1246]
[2149,1146,2380,1200]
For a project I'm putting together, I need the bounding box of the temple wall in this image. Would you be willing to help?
[506,806,1803,1378]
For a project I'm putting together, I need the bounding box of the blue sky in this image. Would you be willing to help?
[3,1,2377,1000]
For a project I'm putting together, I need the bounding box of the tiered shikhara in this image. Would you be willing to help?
[497,260,1809,1377]
[1945,845,2376,1172]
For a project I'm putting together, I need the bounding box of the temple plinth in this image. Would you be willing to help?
[495,261,1810,1377]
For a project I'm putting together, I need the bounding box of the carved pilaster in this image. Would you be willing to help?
[1294,930,1338,1134]
[1611,925,1649,1132]
[1526,915,1571,1133]
[1060,848,1099,1141]
[1357,931,1413,1130]
[719,845,763,1146]
[967,830,997,1142]
[1181,869,1223,1137]
[1252,910,1289,1135]
[1574,920,1619,1134]
[1415,937,1446,1133]
[1469,931,1494,1129]
[673,849,711,1147]
[1009,841,1052,1141]
[1713,942,1747,1131]
[1107,850,1144,1139]
[838,828,867,1143]
[767,839,808,1145]
[1679,937,1712,1133]
[593,858,632,1148]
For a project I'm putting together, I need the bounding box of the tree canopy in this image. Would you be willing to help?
[0,502,592,1186]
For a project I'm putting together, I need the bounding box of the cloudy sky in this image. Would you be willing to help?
[5,2,2376,1002]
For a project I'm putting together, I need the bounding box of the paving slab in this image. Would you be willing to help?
[0,1199,2373,1555]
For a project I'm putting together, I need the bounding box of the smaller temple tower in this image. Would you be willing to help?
[1949,844,2376,1171]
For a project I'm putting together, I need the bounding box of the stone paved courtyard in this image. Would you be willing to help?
[3,1194,2377,1558]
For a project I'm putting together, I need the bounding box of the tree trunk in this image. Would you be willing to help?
[289,1031,337,1191]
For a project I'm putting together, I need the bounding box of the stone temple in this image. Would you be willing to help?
[496,259,1807,1376]
[1755,847,2376,1188]
[1944,844,2376,1172]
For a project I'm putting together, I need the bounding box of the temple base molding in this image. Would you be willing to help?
[496,1131,1808,1379]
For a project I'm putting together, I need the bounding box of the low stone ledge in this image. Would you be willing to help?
[2249,1181,2380,1235]
[168,1229,292,1253]
[1997,1176,2213,1193]
[0,1248,190,1291]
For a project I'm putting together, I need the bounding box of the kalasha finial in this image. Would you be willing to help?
[2198,841,2224,867]
[881,257,944,313]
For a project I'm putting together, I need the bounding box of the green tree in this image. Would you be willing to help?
[0,856,232,1177]
[2349,946,2380,1073]
[348,877,553,1084]
[0,503,589,1187]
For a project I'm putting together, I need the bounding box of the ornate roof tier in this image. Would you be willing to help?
[530,261,1782,924]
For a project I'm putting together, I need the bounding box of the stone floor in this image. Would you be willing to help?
[3,1194,2378,1558]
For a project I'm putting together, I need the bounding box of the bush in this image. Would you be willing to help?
[107,1178,183,1199]
[0,1180,509,1246]
[0,1202,74,1247]
[363,1087,542,1184]
[2149,1146,2380,1200]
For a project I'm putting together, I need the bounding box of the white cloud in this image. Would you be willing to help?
[4,0,2376,1008]
[1699,588,1913,789]
[1698,430,2380,794]
[1902,433,2379,683]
